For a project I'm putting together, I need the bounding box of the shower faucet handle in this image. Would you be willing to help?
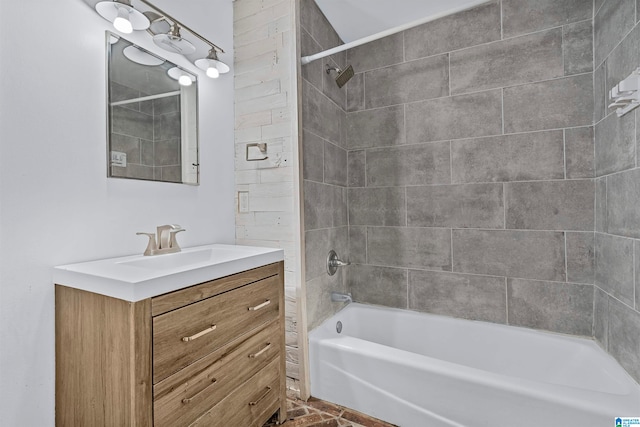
[327,250,350,276]
[332,258,350,267]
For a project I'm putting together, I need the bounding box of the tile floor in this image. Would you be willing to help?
[263,397,397,427]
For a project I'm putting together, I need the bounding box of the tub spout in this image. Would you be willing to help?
[331,292,352,303]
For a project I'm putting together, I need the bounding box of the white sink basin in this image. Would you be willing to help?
[118,248,219,270]
[53,244,284,302]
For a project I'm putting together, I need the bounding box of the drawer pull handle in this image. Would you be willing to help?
[182,324,217,342]
[249,386,272,406]
[181,378,218,404]
[248,300,271,311]
[249,343,271,358]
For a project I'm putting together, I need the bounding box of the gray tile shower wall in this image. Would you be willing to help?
[593,0,640,383]
[299,0,640,384]
[341,1,596,343]
[300,0,349,330]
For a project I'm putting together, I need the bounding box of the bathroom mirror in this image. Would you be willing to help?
[106,32,199,184]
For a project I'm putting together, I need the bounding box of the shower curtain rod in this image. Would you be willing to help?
[300,0,492,65]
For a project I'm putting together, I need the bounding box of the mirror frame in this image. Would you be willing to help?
[105,31,200,185]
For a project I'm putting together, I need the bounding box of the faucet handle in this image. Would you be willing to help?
[169,228,185,250]
[136,232,157,256]
[156,224,181,249]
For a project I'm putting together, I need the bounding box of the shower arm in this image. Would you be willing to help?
[300,0,492,65]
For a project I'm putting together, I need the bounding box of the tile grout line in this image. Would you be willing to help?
[634,241,637,311]
[505,276,509,325]
[561,20,566,75]
[365,225,368,265]
[563,129,567,179]
[363,70,367,111]
[402,29,406,63]
[564,232,568,283]
[363,149,367,194]
[501,88,505,135]
[357,260,595,287]
[404,186,408,228]
[503,182,507,229]
[406,262,410,309]
[449,140,453,184]
[350,223,595,235]
[450,228,454,274]
[448,53,452,96]
[403,103,407,146]
[499,0,504,41]
[342,176,597,188]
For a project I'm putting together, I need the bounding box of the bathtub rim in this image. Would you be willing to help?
[310,302,640,393]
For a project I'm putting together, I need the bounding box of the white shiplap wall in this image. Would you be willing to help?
[233,0,305,395]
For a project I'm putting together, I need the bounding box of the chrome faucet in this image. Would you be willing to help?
[136,224,185,256]
[327,250,350,276]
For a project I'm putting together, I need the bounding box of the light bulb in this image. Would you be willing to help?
[178,75,193,86]
[113,7,133,34]
[206,67,220,78]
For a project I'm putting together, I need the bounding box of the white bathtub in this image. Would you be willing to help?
[309,303,640,427]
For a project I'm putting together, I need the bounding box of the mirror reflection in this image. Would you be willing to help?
[107,32,199,184]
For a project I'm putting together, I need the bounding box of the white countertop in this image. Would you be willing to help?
[53,244,284,302]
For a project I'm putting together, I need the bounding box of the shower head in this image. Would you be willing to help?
[326,64,354,88]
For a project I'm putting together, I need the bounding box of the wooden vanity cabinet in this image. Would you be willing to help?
[55,262,287,427]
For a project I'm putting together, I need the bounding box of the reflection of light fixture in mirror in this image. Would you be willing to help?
[123,45,165,66]
[167,67,195,86]
[153,25,196,55]
[195,49,230,79]
[95,0,150,34]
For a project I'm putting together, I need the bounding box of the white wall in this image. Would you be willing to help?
[0,1,235,425]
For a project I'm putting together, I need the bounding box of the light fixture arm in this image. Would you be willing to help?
[169,24,182,38]
[206,48,219,60]
[136,0,224,54]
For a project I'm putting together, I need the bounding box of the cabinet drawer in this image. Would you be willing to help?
[153,320,281,427]
[151,263,280,316]
[190,357,281,427]
[153,275,280,383]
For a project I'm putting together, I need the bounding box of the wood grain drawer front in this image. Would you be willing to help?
[151,263,280,317]
[153,321,281,427]
[153,276,280,383]
[190,357,281,427]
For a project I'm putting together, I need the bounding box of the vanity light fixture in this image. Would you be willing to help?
[167,67,195,86]
[195,48,231,79]
[95,0,229,80]
[95,0,150,34]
